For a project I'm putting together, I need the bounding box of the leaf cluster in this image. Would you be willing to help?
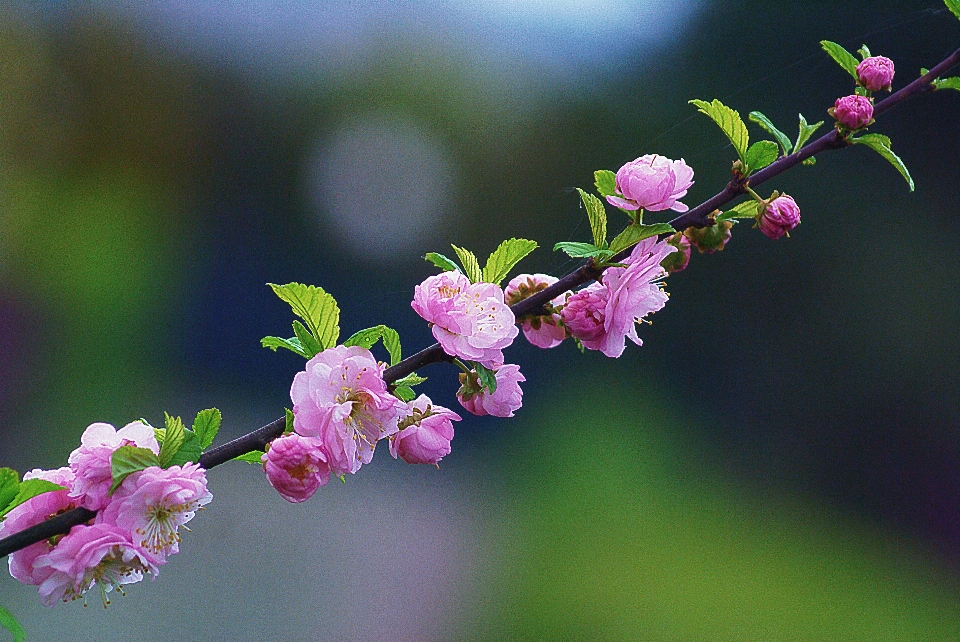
[261,282,341,359]
[427,238,538,286]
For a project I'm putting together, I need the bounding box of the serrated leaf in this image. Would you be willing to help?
[716,200,761,222]
[424,252,460,272]
[343,325,402,365]
[946,0,960,21]
[267,283,340,350]
[260,335,309,357]
[452,245,483,283]
[0,603,26,642]
[0,468,19,515]
[689,99,749,164]
[594,169,617,197]
[608,223,675,254]
[153,427,166,444]
[576,188,608,248]
[165,431,202,467]
[110,445,160,494]
[933,76,960,91]
[481,238,539,285]
[749,111,793,154]
[475,363,498,394]
[393,386,416,402]
[292,321,321,357]
[745,140,779,172]
[820,40,860,80]
[553,241,608,258]
[158,413,186,468]
[0,479,66,520]
[232,451,265,465]
[852,133,914,191]
[380,326,402,365]
[794,113,824,153]
[857,44,871,60]
[393,373,427,387]
[193,408,222,450]
[285,408,295,433]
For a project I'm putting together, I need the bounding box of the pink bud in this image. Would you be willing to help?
[505,273,569,349]
[758,195,801,240]
[661,232,691,273]
[856,56,894,92]
[559,285,607,343]
[391,395,460,465]
[456,364,524,418]
[606,154,694,213]
[262,433,330,503]
[831,95,874,130]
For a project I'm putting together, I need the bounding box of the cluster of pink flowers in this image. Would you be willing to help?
[0,422,211,606]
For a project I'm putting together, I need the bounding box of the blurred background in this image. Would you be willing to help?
[1,0,959,639]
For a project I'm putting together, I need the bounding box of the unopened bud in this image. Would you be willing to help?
[856,56,895,92]
[683,216,732,254]
[757,193,800,240]
[829,94,874,130]
[661,232,691,273]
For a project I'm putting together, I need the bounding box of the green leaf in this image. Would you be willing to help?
[608,223,675,254]
[393,386,416,402]
[852,133,914,191]
[381,326,402,365]
[0,479,66,519]
[748,111,793,154]
[689,99,749,164]
[716,200,760,223]
[193,408,222,450]
[820,40,860,80]
[158,413,186,468]
[594,170,617,197]
[576,189,608,248]
[166,431,202,467]
[110,445,160,494]
[933,76,960,91]
[452,245,483,283]
[424,252,460,272]
[794,113,824,153]
[744,140,779,172]
[343,325,402,365]
[946,0,960,21]
[0,468,19,515]
[232,451,265,465]
[802,157,817,166]
[260,335,308,357]
[292,320,322,357]
[393,373,427,387]
[553,242,608,259]
[0,603,26,642]
[857,44,871,60]
[285,408,295,434]
[482,238,539,285]
[475,363,498,394]
[153,427,166,444]
[267,282,340,350]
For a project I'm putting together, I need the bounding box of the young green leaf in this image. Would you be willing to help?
[154,427,166,444]
[689,99,749,164]
[452,245,483,283]
[393,386,416,402]
[553,242,608,259]
[260,336,309,357]
[381,326,402,365]
[852,133,914,191]
[857,44,871,60]
[576,188,608,248]
[292,320,322,357]
[745,140,779,172]
[820,40,860,80]
[343,325,402,365]
[232,451,266,464]
[193,408,222,450]
[285,408,295,433]
[0,479,66,519]
[748,111,793,154]
[481,238,538,285]
[594,169,617,197]
[267,283,340,350]
[794,113,824,153]
[158,413,187,468]
[716,200,760,223]
[608,223,675,254]
[946,0,960,21]
[166,431,202,467]
[933,77,960,91]
[110,445,160,494]
[802,157,817,166]
[0,603,26,642]
[393,373,427,387]
[475,363,498,394]
[0,468,19,515]
[424,252,460,272]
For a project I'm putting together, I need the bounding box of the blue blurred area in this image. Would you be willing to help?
[1,0,960,638]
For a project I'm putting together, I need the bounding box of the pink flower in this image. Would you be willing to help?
[98,464,212,563]
[412,272,518,366]
[33,524,157,607]
[0,468,77,588]
[758,194,801,240]
[857,56,894,91]
[661,232,691,273]
[504,273,568,349]
[390,395,460,465]
[606,154,694,213]
[457,364,525,418]
[831,94,874,130]
[290,345,404,477]
[261,433,330,503]
[562,237,674,357]
[68,421,159,511]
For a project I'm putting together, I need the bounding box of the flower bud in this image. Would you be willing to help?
[559,285,606,343]
[830,94,874,130]
[606,154,694,213]
[262,433,330,503]
[683,219,732,254]
[757,194,800,240]
[856,56,894,92]
[660,232,691,273]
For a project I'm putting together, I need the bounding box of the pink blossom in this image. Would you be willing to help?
[290,345,404,476]
[390,395,460,465]
[457,364,525,418]
[68,421,159,511]
[98,464,212,563]
[412,272,518,366]
[831,94,874,130]
[857,56,895,91]
[261,433,330,503]
[560,284,607,343]
[758,194,801,240]
[0,468,77,588]
[33,524,157,607]
[505,273,568,349]
[606,154,694,213]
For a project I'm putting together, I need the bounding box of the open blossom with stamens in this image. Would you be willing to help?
[412,271,518,367]
[98,463,212,563]
[390,395,460,465]
[261,433,330,503]
[68,421,159,511]
[290,345,404,477]
[33,524,157,607]
[457,364,525,418]
[606,154,694,213]
[505,273,569,349]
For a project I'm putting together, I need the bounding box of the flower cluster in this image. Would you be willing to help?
[0,422,211,606]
